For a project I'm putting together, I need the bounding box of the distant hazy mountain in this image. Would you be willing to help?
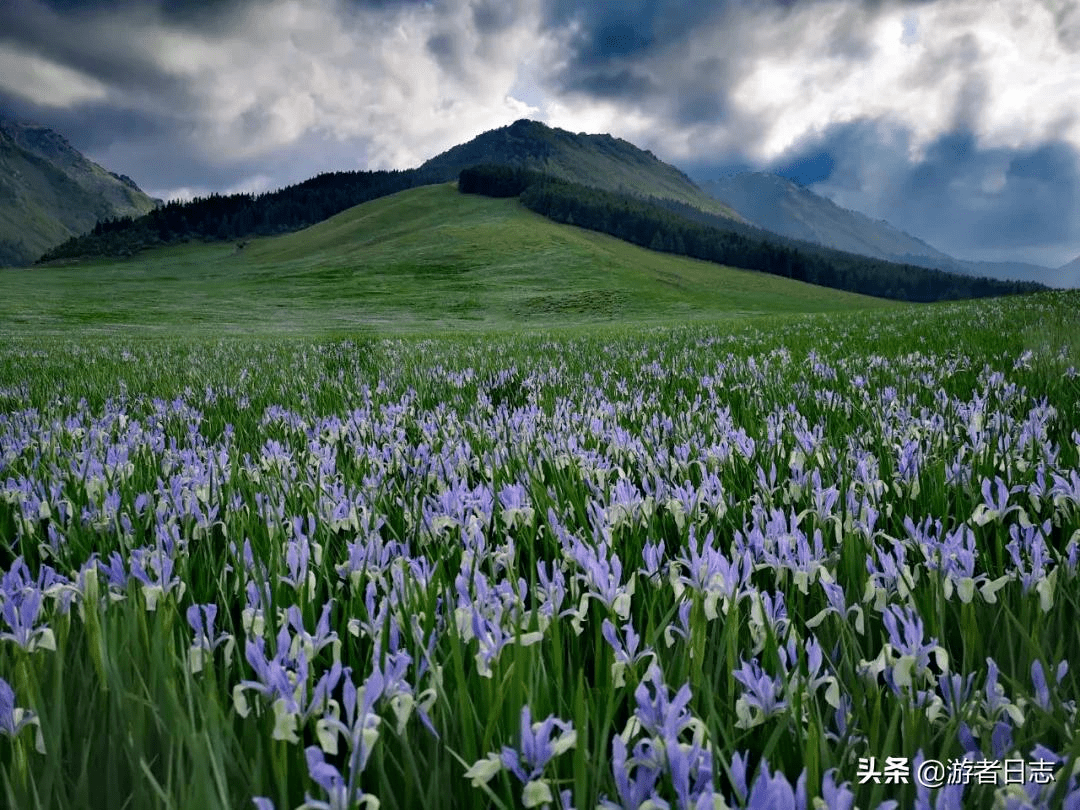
[420,119,742,221]
[700,172,952,264]
[1054,255,1080,288]
[0,117,158,266]
[701,171,1077,289]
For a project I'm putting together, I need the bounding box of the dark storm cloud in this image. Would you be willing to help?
[670,87,729,128]
[0,86,177,153]
[30,0,236,23]
[888,133,1080,255]
[470,0,523,34]
[914,136,1080,252]
[34,0,417,23]
[0,85,319,199]
[425,31,463,75]
[0,0,434,93]
[532,0,897,136]
[541,0,718,100]
[774,151,836,186]
[0,0,550,196]
[0,3,137,81]
[562,66,659,100]
[0,0,202,106]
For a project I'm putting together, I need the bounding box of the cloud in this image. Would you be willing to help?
[0,0,546,181]
[0,1,192,105]
[537,0,1080,166]
[7,0,1079,181]
[769,119,1080,266]
[531,0,1080,267]
[0,46,109,107]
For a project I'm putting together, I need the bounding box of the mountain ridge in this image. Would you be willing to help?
[701,171,1077,289]
[701,172,949,261]
[421,119,742,220]
[24,116,1062,295]
[2,182,893,333]
[0,116,158,266]
[37,118,744,263]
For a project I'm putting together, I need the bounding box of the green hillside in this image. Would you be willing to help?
[420,119,741,220]
[38,118,743,265]
[0,118,158,266]
[0,183,893,336]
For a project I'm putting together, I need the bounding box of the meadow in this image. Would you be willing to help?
[1,289,1079,809]
[0,184,887,336]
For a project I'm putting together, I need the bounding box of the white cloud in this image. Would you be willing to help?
[19,0,1077,181]
[122,0,550,167]
[151,173,278,203]
[0,46,108,107]
[527,0,1080,171]
[148,186,205,203]
[5,0,549,168]
[721,0,1080,162]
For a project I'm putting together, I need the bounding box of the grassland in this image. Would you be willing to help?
[2,183,892,336]
[1,292,1079,810]
[4,184,1079,809]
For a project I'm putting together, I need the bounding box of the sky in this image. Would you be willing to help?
[2,0,1080,269]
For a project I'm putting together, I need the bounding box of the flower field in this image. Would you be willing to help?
[2,292,1080,809]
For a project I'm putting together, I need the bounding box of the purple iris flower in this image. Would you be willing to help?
[0,676,36,738]
[913,751,965,810]
[732,657,788,726]
[743,760,807,810]
[633,664,695,741]
[499,705,576,785]
[602,733,665,810]
[882,604,938,675]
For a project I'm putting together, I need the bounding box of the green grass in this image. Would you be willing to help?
[5,182,1076,809]
[0,294,1078,810]
[1,184,893,337]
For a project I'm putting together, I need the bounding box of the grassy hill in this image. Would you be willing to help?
[0,183,893,336]
[39,119,743,264]
[421,119,741,220]
[0,118,158,266]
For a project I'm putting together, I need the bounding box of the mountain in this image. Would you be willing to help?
[701,172,1078,289]
[0,117,158,267]
[420,119,741,220]
[26,117,1050,300]
[40,118,744,264]
[1054,256,1080,288]
[936,258,1062,286]
[700,172,952,264]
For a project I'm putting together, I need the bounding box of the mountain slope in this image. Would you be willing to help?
[0,117,157,266]
[1054,255,1080,288]
[700,172,952,264]
[1,183,890,334]
[701,171,1077,289]
[420,119,741,220]
[39,118,747,264]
